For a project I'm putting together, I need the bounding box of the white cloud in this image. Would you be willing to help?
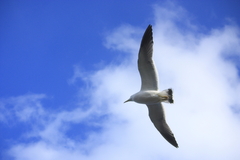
[0,94,46,123]
[4,3,240,160]
[104,24,142,54]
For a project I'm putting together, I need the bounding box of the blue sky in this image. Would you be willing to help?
[1,0,240,159]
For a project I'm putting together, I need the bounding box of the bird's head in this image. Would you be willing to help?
[124,97,133,103]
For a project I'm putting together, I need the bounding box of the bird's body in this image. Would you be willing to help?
[124,25,178,148]
[127,89,173,105]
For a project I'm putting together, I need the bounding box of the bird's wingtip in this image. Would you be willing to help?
[147,24,152,30]
[174,143,179,148]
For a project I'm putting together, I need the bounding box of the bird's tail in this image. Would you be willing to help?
[162,88,174,103]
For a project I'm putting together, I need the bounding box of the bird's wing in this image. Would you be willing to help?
[138,25,158,91]
[147,103,178,148]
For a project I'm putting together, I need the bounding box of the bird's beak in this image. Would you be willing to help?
[124,99,131,103]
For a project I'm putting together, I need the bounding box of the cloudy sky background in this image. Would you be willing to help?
[1,0,240,159]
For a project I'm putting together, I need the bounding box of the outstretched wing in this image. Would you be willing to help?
[147,103,178,148]
[138,25,158,91]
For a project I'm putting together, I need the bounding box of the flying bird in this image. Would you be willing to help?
[124,25,178,148]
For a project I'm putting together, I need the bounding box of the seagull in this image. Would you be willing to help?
[124,25,178,148]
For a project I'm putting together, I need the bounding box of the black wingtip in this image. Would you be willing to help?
[147,24,152,29]
[163,132,179,148]
[140,25,153,48]
[173,141,179,148]
[145,25,152,35]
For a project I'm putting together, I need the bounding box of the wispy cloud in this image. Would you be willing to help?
[2,3,240,160]
[0,94,46,124]
[104,24,142,54]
